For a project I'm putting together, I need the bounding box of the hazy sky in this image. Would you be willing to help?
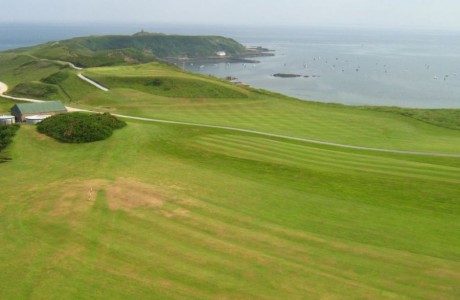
[3,0,460,30]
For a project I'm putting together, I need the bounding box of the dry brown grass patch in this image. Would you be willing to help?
[105,178,165,211]
[160,208,190,218]
[48,179,109,217]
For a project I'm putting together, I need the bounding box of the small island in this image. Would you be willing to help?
[273,73,302,78]
[273,73,321,78]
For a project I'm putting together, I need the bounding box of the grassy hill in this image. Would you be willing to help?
[2,53,459,153]
[0,112,459,299]
[1,39,460,298]
[2,32,250,67]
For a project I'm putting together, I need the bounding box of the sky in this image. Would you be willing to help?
[2,0,460,31]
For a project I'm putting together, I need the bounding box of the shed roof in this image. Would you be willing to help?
[11,101,67,114]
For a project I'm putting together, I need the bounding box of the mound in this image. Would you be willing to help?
[10,82,60,99]
[37,112,126,143]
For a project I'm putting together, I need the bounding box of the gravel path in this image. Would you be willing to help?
[77,74,109,92]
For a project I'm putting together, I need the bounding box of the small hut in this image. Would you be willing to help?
[10,101,67,122]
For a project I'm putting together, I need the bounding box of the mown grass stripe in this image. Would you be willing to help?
[109,211,402,298]
[199,134,460,174]
[195,135,460,183]
[202,134,460,173]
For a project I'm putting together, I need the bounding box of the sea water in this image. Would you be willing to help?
[1,23,459,108]
[185,28,460,108]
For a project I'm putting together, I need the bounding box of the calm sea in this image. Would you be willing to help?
[1,23,459,108]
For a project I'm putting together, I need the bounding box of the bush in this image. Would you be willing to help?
[0,124,20,152]
[37,112,126,143]
[0,124,20,162]
[10,82,59,99]
[42,71,70,84]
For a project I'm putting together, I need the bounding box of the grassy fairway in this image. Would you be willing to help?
[1,54,460,298]
[71,64,460,154]
[2,57,460,153]
[0,119,459,299]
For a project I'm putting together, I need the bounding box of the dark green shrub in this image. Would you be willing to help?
[37,112,126,143]
[10,82,59,99]
[0,124,20,162]
[92,112,127,130]
[42,71,70,84]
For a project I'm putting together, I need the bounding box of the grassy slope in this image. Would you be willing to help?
[70,64,460,154]
[3,33,248,67]
[0,54,65,87]
[0,54,106,102]
[0,97,14,112]
[1,53,460,298]
[1,55,460,153]
[0,119,459,299]
[0,55,460,153]
[364,106,460,131]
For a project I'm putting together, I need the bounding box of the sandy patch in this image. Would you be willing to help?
[44,178,193,217]
[48,179,109,216]
[105,178,164,211]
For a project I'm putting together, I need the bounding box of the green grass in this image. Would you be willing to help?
[0,55,65,87]
[0,55,108,103]
[45,63,452,154]
[85,74,248,98]
[9,81,61,100]
[0,97,14,113]
[364,106,460,131]
[1,53,460,298]
[2,58,459,154]
[0,121,459,299]
[3,33,249,67]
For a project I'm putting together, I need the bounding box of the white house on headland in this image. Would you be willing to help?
[216,51,226,57]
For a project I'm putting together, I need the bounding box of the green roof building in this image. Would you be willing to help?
[10,101,67,122]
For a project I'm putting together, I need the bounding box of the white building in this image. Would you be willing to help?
[25,115,51,125]
[0,115,15,125]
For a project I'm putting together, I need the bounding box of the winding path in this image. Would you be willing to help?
[0,82,46,103]
[57,60,107,91]
[1,79,460,157]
